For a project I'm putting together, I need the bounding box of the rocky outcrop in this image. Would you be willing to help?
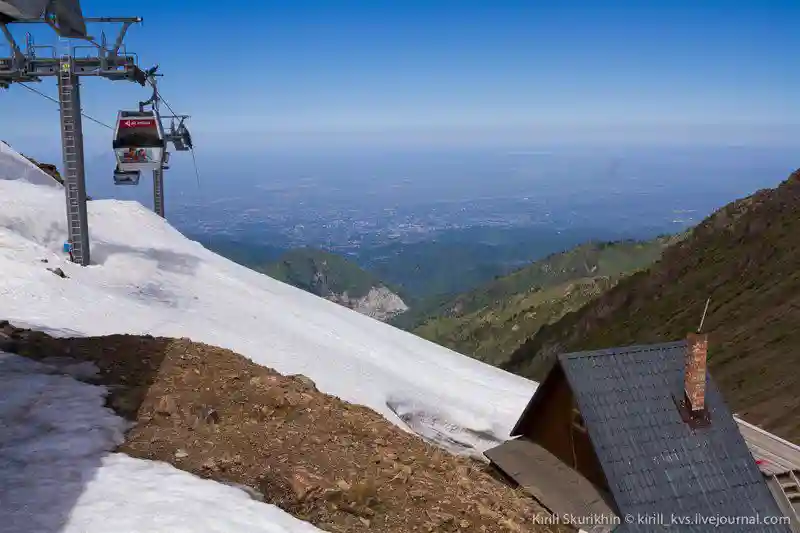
[263,249,410,321]
[328,286,409,321]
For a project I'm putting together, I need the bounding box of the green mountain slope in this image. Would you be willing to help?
[354,226,631,298]
[502,169,800,442]
[405,236,680,365]
[263,248,383,299]
[262,248,410,321]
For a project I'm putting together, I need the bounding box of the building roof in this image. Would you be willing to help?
[735,415,800,477]
[555,341,790,533]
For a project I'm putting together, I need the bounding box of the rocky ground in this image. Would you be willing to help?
[0,321,568,533]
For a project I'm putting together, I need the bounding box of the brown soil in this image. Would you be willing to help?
[504,168,800,443]
[1,322,568,533]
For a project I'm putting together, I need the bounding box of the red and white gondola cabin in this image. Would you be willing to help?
[112,110,166,175]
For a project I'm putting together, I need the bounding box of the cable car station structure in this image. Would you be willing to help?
[0,2,192,266]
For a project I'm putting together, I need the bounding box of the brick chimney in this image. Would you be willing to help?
[685,332,708,412]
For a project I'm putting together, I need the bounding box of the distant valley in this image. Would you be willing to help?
[204,224,656,303]
[209,228,680,366]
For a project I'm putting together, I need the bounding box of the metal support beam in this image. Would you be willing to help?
[111,21,134,55]
[57,56,90,265]
[0,22,23,63]
[9,16,142,25]
[1,18,147,87]
[153,164,164,218]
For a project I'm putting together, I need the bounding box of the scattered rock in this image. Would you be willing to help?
[290,467,323,501]
[174,449,189,459]
[249,374,280,388]
[201,458,220,472]
[204,407,220,424]
[220,480,265,502]
[47,267,68,278]
[190,404,220,424]
[154,394,177,416]
[289,374,318,392]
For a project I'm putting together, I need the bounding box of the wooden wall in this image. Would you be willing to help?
[521,365,610,492]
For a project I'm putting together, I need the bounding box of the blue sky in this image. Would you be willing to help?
[2,0,799,154]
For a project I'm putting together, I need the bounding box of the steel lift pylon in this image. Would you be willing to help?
[1,15,147,266]
[113,68,192,219]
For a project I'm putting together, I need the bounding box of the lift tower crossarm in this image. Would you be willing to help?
[0,19,147,86]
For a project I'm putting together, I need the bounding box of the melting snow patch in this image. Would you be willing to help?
[0,351,325,533]
[386,396,508,455]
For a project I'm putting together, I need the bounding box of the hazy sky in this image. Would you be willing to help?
[2,0,799,153]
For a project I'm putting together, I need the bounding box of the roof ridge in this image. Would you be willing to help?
[558,340,687,360]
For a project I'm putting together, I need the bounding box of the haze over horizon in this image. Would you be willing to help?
[2,0,798,257]
[2,0,798,155]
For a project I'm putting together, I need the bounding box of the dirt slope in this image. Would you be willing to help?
[503,169,800,443]
[1,322,566,533]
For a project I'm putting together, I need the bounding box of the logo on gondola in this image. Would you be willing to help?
[119,119,156,128]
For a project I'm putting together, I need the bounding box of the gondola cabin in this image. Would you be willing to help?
[112,110,165,174]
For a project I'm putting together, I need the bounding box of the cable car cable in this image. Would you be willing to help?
[188,146,213,249]
[190,147,202,190]
[146,83,213,249]
[146,78,179,118]
[18,82,114,130]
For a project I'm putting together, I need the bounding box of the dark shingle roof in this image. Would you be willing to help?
[558,341,791,533]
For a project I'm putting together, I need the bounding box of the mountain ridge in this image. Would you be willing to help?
[503,168,800,442]
[402,235,681,365]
